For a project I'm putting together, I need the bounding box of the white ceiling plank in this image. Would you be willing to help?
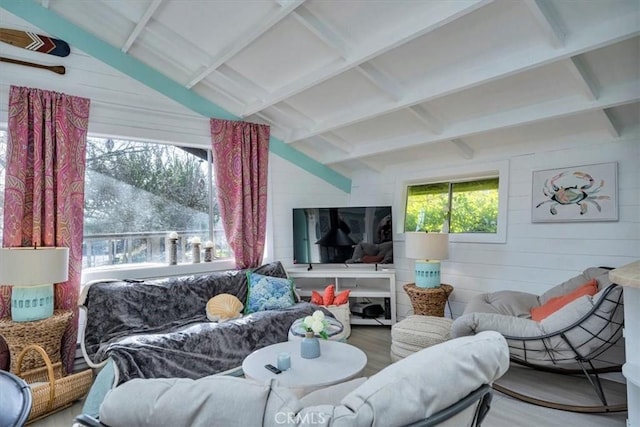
[357,63,404,101]
[243,0,493,116]
[309,134,352,153]
[269,103,317,128]
[121,0,163,53]
[185,0,306,89]
[292,5,350,58]
[451,138,474,159]
[599,109,621,138]
[407,105,444,134]
[566,56,599,100]
[253,111,292,140]
[216,64,270,100]
[523,0,565,48]
[289,16,639,143]
[320,81,639,164]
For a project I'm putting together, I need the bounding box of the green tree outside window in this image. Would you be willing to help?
[405,178,499,233]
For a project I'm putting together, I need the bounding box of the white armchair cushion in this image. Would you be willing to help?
[100,332,508,427]
[462,290,539,318]
[326,331,508,427]
[99,376,270,427]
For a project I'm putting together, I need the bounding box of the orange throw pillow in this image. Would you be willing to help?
[310,290,324,305]
[323,284,336,306]
[333,289,351,306]
[530,279,598,321]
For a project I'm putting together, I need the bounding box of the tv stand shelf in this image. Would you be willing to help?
[288,267,396,326]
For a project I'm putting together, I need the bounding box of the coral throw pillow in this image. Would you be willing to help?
[323,284,336,306]
[530,279,598,321]
[333,289,351,306]
[310,290,324,305]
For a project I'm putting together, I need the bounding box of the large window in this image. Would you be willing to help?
[83,137,230,270]
[405,178,499,233]
[397,162,508,244]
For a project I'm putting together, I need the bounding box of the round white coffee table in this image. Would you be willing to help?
[242,340,367,396]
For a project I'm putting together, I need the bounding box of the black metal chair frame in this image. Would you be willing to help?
[495,283,625,413]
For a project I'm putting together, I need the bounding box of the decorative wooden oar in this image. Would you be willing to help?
[0,28,70,57]
[0,56,65,75]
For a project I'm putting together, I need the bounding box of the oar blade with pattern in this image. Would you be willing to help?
[0,28,70,57]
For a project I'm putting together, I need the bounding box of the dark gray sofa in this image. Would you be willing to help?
[79,262,319,384]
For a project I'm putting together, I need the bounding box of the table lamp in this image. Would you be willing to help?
[0,247,69,322]
[405,232,449,288]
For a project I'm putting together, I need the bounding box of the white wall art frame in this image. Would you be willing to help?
[532,162,618,223]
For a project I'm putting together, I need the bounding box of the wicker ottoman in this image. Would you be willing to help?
[390,315,453,362]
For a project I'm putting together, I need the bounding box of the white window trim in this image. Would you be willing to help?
[81,259,236,285]
[394,160,509,244]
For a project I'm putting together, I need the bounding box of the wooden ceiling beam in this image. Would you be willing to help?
[523,0,565,48]
[288,17,638,143]
[242,0,493,116]
[357,63,404,101]
[185,0,305,89]
[121,0,163,53]
[292,5,350,58]
[320,82,638,164]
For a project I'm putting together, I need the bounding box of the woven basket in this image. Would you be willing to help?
[325,303,351,339]
[403,284,453,317]
[16,344,93,423]
[0,309,72,374]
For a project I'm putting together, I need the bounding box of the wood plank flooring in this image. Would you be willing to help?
[32,326,626,426]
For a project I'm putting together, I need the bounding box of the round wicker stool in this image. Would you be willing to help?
[390,315,453,362]
[403,283,453,317]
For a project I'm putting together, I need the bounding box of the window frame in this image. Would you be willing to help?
[80,136,233,280]
[395,161,509,244]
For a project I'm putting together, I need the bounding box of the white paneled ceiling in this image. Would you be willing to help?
[4,0,639,177]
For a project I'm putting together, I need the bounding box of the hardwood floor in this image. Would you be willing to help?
[33,325,626,426]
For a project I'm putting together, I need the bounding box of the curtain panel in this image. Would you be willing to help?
[210,119,270,269]
[1,85,90,373]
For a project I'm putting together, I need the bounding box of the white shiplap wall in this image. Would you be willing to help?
[350,135,640,322]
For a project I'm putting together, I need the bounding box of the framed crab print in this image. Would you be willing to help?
[532,162,618,223]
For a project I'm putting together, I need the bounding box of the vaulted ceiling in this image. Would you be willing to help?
[2,0,639,180]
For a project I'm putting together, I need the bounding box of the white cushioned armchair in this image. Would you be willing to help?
[75,331,509,427]
[450,267,624,412]
[451,267,623,366]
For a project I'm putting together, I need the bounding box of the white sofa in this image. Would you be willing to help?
[80,331,509,427]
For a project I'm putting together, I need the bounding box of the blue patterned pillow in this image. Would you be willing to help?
[245,272,295,314]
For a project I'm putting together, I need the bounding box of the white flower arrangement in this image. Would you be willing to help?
[302,310,329,339]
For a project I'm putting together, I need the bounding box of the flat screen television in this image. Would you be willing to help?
[293,206,393,266]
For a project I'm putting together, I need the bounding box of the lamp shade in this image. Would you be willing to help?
[405,232,449,261]
[405,232,449,289]
[0,247,69,322]
[0,247,69,285]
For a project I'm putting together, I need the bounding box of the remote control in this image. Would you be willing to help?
[265,364,282,374]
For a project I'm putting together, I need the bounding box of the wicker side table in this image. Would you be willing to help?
[0,309,73,374]
[403,283,453,317]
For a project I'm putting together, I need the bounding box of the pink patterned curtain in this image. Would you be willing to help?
[1,86,90,373]
[210,119,270,269]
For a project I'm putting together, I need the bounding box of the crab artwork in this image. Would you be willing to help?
[536,171,610,215]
